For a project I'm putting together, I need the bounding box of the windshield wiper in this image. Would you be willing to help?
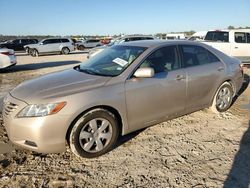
[74,66,111,77]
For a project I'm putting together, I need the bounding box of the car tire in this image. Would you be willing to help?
[30,49,39,57]
[25,47,30,54]
[78,45,85,51]
[61,47,70,55]
[210,82,234,113]
[69,108,119,158]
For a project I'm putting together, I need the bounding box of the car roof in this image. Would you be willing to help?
[118,39,203,48]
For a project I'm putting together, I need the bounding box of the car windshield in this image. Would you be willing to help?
[78,45,147,77]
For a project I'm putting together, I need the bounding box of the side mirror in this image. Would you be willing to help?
[134,67,155,78]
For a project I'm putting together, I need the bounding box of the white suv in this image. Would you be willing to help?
[76,39,102,50]
[25,38,75,57]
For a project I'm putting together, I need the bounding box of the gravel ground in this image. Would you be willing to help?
[0,53,249,188]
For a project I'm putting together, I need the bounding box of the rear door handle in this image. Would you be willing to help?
[217,67,224,72]
[176,75,186,81]
[235,46,238,49]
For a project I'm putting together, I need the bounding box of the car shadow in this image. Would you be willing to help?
[232,73,250,105]
[224,120,250,188]
[0,60,81,73]
[114,128,146,149]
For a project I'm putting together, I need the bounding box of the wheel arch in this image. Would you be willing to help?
[209,79,235,106]
[66,105,123,143]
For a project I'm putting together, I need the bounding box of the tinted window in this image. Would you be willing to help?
[12,40,20,44]
[248,33,250,43]
[181,45,219,67]
[52,39,61,43]
[140,46,180,73]
[205,31,229,42]
[20,39,28,44]
[88,40,99,43]
[61,39,70,43]
[43,39,53,44]
[235,32,247,43]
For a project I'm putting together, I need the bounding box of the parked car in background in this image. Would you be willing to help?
[0,48,17,69]
[166,33,186,40]
[188,31,207,41]
[2,40,243,158]
[0,39,38,52]
[25,38,75,57]
[76,39,102,50]
[87,35,155,58]
[203,29,250,63]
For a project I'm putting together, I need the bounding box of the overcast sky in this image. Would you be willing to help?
[0,0,250,35]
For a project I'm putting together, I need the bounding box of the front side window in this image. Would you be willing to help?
[235,32,247,43]
[79,45,146,76]
[139,46,180,73]
[42,39,53,44]
[181,45,219,67]
[205,31,229,42]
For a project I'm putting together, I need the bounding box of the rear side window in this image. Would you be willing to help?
[61,39,70,43]
[181,45,220,67]
[205,31,229,42]
[235,32,247,43]
[52,39,61,43]
[140,45,180,73]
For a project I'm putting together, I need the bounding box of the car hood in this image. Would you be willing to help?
[10,69,111,103]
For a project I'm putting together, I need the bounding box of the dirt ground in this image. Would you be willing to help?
[0,52,249,188]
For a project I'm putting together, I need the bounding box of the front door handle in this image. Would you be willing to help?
[235,46,238,49]
[176,75,186,81]
[217,67,224,72]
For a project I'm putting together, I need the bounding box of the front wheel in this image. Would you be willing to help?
[210,82,234,113]
[69,108,119,158]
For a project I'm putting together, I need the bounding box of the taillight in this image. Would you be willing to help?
[0,52,10,55]
[239,63,244,74]
[0,51,14,56]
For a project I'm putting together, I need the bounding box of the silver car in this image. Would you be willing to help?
[25,38,75,57]
[2,40,243,158]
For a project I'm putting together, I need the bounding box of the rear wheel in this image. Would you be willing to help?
[78,45,85,51]
[210,82,234,113]
[61,47,70,55]
[69,108,119,158]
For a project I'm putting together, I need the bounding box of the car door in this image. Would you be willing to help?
[38,39,53,53]
[180,45,225,112]
[231,32,250,57]
[125,45,186,130]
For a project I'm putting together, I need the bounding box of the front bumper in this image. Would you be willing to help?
[2,93,69,153]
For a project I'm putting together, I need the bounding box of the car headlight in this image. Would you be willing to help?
[17,102,66,118]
